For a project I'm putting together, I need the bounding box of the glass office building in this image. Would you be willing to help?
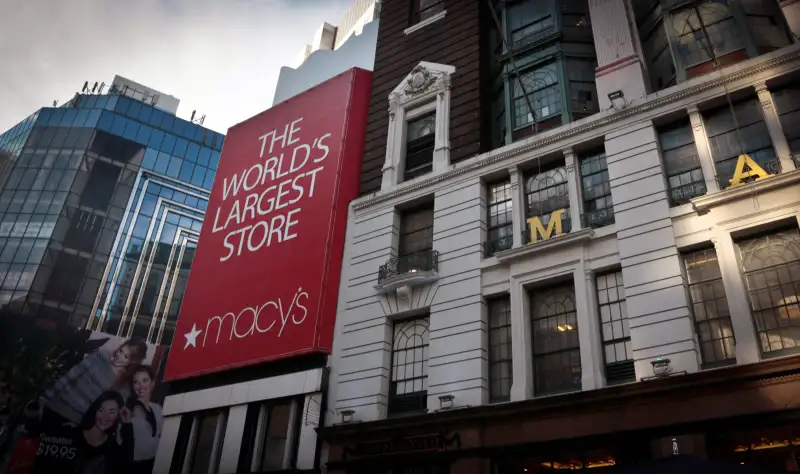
[0,89,224,348]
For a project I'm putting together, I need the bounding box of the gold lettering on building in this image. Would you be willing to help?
[527,208,566,243]
[729,154,773,188]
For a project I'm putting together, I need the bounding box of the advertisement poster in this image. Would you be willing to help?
[164,68,372,381]
[0,313,167,474]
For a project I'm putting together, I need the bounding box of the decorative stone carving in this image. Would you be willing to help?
[381,62,457,192]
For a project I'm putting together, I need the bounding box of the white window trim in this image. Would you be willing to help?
[181,410,228,474]
[382,61,456,191]
[403,9,447,35]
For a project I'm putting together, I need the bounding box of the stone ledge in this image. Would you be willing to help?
[494,228,594,262]
[374,270,440,295]
[691,169,800,213]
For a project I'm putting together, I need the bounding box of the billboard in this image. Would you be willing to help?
[163,68,372,381]
[0,314,168,474]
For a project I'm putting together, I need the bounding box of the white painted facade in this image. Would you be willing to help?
[326,0,800,425]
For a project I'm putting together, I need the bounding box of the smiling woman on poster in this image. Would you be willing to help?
[72,391,132,474]
[40,339,148,428]
[120,365,163,473]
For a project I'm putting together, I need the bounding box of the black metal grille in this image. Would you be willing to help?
[605,360,635,384]
[582,207,614,229]
[378,250,439,283]
[484,234,514,256]
[669,180,707,206]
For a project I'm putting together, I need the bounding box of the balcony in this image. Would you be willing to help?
[581,207,614,229]
[376,250,440,295]
[484,234,514,258]
[669,181,707,206]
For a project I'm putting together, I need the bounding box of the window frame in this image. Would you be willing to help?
[596,270,635,384]
[657,118,707,205]
[179,408,228,474]
[488,296,513,402]
[530,283,581,396]
[403,112,436,182]
[410,0,446,26]
[486,179,514,257]
[389,317,431,416]
[578,148,614,228]
[524,164,571,243]
[398,204,434,259]
[238,398,299,472]
[681,246,736,367]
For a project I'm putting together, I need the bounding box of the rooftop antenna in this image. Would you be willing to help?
[91,82,99,93]
[199,115,206,125]
[82,81,89,93]
[52,100,58,107]
[190,110,196,122]
[98,82,106,94]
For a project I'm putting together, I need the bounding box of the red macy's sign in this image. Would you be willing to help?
[164,69,372,381]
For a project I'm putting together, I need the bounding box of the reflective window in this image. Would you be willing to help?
[531,283,581,395]
[399,204,434,258]
[596,271,634,384]
[682,247,735,366]
[486,180,514,256]
[524,165,570,243]
[736,227,800,355]
[579,149,614,228]
[703,98,777,189]
[390,317,430,415]
[771,84,800,168]
[404,113,436,181]
[514,62,562,129]
[489,296,513,402]
[658,118,706,205]
[238,401,295,472]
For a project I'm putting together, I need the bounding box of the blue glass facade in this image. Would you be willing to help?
[0,93,224,348]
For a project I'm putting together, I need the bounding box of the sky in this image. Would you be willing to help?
[0,0,354,134]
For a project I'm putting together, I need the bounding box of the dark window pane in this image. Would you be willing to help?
[80,161,121,211]
[390,317,430,415]
[489,297,513,402]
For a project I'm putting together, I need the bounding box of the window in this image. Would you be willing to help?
[185,409,227,474]
[771,84,800,168]
[64,209,104,252]
[398,204,435,273]
[514,63,562,130]
[597,271,634,384]
[682,247,735,366]
[411,0,445,25]
[524,165,570,243]
[531,283,581,395]
[703,98,777,189]
[404,113,435,181]
[81,160,122,210]
[43,252,89,304]
[579,149,614,228]
[489,296,513,402]
[508,0,555,46]
[736,227,800,356]
[566,58,599,119]
[239,400,295,472]
[486,180,514,256]
[389,317,430,416]
[669,1,743,74]
[658,119,706,205]
[633,0,790,92]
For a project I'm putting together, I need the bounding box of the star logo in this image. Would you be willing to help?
[183,323,202,350]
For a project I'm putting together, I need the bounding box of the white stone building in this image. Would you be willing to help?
[322,0,800,470]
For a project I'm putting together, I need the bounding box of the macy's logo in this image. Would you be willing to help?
[183,287,309,350]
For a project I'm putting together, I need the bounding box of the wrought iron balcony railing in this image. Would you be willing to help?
[717,158,781,190]
[582,207,615,229]
[378,250,439,283]
[669,181,707,206]
[484,234,514,257]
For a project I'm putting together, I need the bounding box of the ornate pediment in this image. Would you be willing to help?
[389,62,455,109]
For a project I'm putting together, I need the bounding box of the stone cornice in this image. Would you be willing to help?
[354,45,800,212]
[691,169,800,213]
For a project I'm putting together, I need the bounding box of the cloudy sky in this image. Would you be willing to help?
[0,0,354,134]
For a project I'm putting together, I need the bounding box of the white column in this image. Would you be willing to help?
[563,148,583,231]
[217,405,248,474]
[711,231,761,365]
[297,394,322,469]
[754,82,796,173]
[509,166,524,247]
[575,265,604,390]
[510,277,533,400]
[382,95,404,191]
[687,106,721,195]
[153,415,183,474]
[433,88,451,173]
